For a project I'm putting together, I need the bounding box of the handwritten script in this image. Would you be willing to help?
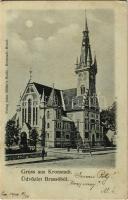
[1,191,29,199]
[69,170,116,193]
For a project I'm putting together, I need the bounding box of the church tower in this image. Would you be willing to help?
[75,13,97,97]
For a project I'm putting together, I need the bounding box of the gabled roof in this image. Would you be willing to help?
[33,82,52,97]
[33,82,62,106]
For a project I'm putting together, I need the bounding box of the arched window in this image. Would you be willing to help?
[26,86,34,93]
[47,123,50,128]
[66,135,69,139]
[28,99,32,125]
[25,108,27,122]
[33,107,35,125]
[47,110,50,119]
[56,110,60,119]
[85,119,88,130]
[36,107,38,125]
[55,96,58,105]
[56,131,61,138]
[22,108,24,125]
[81,85,85,95]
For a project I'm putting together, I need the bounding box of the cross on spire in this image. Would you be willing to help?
[29,67,32,82]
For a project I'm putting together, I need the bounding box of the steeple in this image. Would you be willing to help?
[75,11,96,96]
[84,10,89,32]
[75,10,92,69]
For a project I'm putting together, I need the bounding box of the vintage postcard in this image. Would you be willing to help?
[0,1,127,199]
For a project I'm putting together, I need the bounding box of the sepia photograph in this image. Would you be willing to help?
[0,2,127,199]
[5,9,116,168]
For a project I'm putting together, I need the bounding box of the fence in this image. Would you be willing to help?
[5,146,116,161]
[6,152,42,161]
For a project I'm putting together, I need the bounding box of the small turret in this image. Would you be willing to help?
[40,89,45,109]
[87,45,92,67]
[47,83,57,107]
[41,89,45,103]
[29,67,32,83]
[16,93,22,112]
[93,54,97,74]
[75,56,79,69]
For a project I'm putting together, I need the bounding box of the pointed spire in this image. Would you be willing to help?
[41,89,45,104]
[40,89,46,108]
[84,9,88,32]
[17,92,22,104]
[76,56,79,65]
[17,94,21,106]
[75,10,92,71]
[17,92,22,111]
[94,54,97,66]
[75,56,79,68]
[93,53,97,73]
[47,83,56,107]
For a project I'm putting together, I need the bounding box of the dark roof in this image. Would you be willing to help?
[33,82,62,106]
[62,88,77,111]
[62,88,90,111]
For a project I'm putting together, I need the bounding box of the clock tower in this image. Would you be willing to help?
[75,14,97,97]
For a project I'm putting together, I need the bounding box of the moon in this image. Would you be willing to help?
[25,20,33,28]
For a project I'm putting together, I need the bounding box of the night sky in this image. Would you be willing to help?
[7,9,115,118]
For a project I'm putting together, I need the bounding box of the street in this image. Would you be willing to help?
[7,152,115,168]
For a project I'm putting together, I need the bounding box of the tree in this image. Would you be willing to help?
[29,128,38,151]
[100,101,116,131]
[5,120,19,147]
[20,132,28,152]
[100,102,116,146]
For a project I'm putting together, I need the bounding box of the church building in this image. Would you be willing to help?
[15,15,103,148]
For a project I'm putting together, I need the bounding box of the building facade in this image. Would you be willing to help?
[15,16,103,148]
